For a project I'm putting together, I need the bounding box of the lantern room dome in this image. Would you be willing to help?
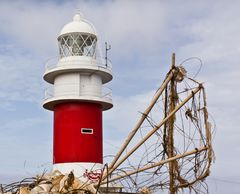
[59,13,97,36]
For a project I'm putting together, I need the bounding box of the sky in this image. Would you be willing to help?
[0,0,239,193]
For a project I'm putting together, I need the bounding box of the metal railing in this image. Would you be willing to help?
[44,84,112,102]
[45,56,112,72]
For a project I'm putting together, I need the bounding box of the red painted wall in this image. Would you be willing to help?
[53,102,102,164]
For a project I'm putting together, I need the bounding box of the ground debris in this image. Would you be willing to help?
[140,187,151,194]
[0,171,96,194]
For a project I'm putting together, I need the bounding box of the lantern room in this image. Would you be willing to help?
[58,14,97,58]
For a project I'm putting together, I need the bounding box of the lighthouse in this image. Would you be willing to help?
[43,13,113,181]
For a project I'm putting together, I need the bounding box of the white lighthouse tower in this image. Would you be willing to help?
[43,13,113,181]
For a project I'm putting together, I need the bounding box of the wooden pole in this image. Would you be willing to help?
[163,77,168,159]
[102,85,202,180]
[168,53,176,194]
[100,147,208,184]
[107,69,175,172]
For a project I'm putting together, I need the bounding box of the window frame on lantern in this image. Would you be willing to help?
[58,32,97,58]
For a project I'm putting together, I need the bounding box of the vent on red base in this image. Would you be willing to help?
[81,128,93,134]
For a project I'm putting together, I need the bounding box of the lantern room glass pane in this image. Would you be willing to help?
[58,33,97,58]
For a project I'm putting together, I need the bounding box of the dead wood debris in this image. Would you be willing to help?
[0,171,96,194]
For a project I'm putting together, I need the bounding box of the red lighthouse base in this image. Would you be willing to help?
[53,102,103,164]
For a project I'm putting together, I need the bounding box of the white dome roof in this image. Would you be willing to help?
[59,14,97,36]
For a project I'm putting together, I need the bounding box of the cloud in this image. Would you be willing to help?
[0,115,52,176]
[104,90,155,134]
[0,48,43,106]
[0,1,72,56]
[178,2,240,66]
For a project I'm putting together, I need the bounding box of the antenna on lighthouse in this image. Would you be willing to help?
[105,42,111,67]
